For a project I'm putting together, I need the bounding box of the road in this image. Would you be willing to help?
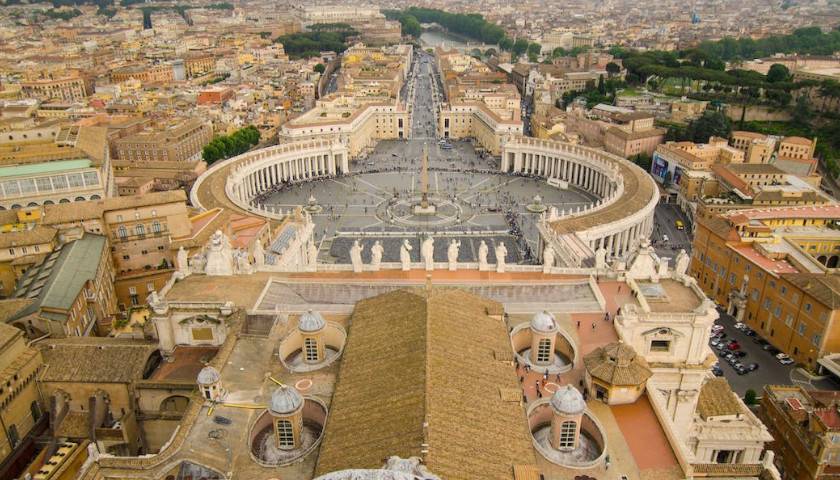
[712,307,838,396]
[651,203,692,259]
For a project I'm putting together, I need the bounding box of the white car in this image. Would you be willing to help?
[734,322,747,330]
[776,353,795,365]
[712,324,725,333]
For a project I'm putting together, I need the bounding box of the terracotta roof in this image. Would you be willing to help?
[0,226,57,249]
[783,273,840,309]
[697,378,742,419]
[584,341,651,386]
[315,287,537,479]
[40,337,157,384]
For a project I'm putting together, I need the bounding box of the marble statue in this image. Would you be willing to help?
[594,246,608,270]
[177,246,189,276]
[657,257,669,278]
[674,249,690,278]
[548,206,559,221]
[253,240,265,267]
[543,245,555,273]
[205,230,234,276]
[478,240,489,270]
[421,236,435,271]
[740,274,749,296]
[190,253,206,274]
[400,239,413,271]
[307,241,318,266]
[447,239,460,271]
[233,248,253,275]
[350,239,364,273]
[495,243,508,273]
[370,240,384,270]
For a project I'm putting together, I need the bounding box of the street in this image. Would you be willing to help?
[651,203,692,259]
[712,307,838,396]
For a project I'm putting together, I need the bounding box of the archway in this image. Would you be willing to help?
[829,256,839,268]
[159,395,190,413]
[74,196,86,202]
[59,199,70,203]
[818,255,827,265]
[90,194,101,200]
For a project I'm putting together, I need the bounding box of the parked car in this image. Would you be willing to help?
[727,356,739,365]
[712,366,724,376]
[727,342,741,351]
[724,352,736,361]
[744,328,757,337]
[712,324,725,333]
[767,346,781,356]
[777,353,795,365]
[734,322,747,330]
[735,365,748,375]
[734,351,748,358]
[710,339,720,348]
[747,363,759,372]
[716,343,728,351]
[753,337,769,346]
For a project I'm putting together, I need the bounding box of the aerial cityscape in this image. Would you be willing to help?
[0,0,840,479]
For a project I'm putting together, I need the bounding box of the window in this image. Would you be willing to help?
[203,385,213,400]
[764,299,771,311]
[537,338,552,363]
[558,420,576,449]
[785,314,794,327]
[798,324,807,336]
[752,289,759,301]
[805,303,812,313]
[650,340,670,352]
[276,419,295,448]
[118,225,127,239]
[146,282,155,293]
[135,224,145,236]
[304,337,318,362]
[8,248,13,256]
[774,306,781,318]
[151,221,161,234]
[813,334,822,347]
[781,286,787,295]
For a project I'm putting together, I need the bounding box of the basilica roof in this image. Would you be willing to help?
[315,287,536,480]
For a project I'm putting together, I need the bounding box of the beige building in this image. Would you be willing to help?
[114,118,213,164]
[20,75,91,102]
[10,234,117,338]
[0,322,44,476]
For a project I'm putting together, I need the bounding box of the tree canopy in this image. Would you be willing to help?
[202,126,261,164]
[697,26,840,61]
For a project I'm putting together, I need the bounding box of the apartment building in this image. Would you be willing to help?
[114,118,213,164]
[730,131,777,164]
[110,64,174,85]
[760,386,840,480]
[602,112,666,158]
[183,54,215,78]
[19,75,91,103]
[690,205,840,368]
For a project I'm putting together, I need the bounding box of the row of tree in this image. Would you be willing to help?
[201,126,261,164]
[275,26,358,59]
[697,26,840,61]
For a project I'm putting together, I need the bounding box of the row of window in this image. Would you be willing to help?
[116,221,163,239]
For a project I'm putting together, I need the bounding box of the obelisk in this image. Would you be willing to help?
[414,142,436,215]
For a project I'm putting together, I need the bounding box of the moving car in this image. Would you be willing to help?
[675,219,685,230]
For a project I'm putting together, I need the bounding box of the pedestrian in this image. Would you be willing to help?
[577,320,581,328]
[591,322,596,330]
[537,389,542,398]
[556,373,561,382]
[618,285,622,293]
[519,376,524,383]
[543,371,548,381]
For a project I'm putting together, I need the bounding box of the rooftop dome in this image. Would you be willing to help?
[196,366,220,385]
[583,341,652,386]
[299,310,326,333]
[530,310,557,333]
[270,385,303,415]
[550,385,586,416]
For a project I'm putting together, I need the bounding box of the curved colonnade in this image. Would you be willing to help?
[502,137,658,265]
[191,135,657,267]
[190,139,349,219]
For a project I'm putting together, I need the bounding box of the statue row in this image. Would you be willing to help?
[349,236,510,273]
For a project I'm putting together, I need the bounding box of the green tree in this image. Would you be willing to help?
[512,38,529,57]
[313,63,325,74]
[398,14,421,38]
[685,111,732,142]
[527,42,542,59]
[597,74,606,94]
[744,389,757,405]
[606,61,621,77]
[499,37,513,52]
[792,94,813,127]
[767,63,791,83]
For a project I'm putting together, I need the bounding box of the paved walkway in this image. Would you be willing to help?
[611,395,681,478]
